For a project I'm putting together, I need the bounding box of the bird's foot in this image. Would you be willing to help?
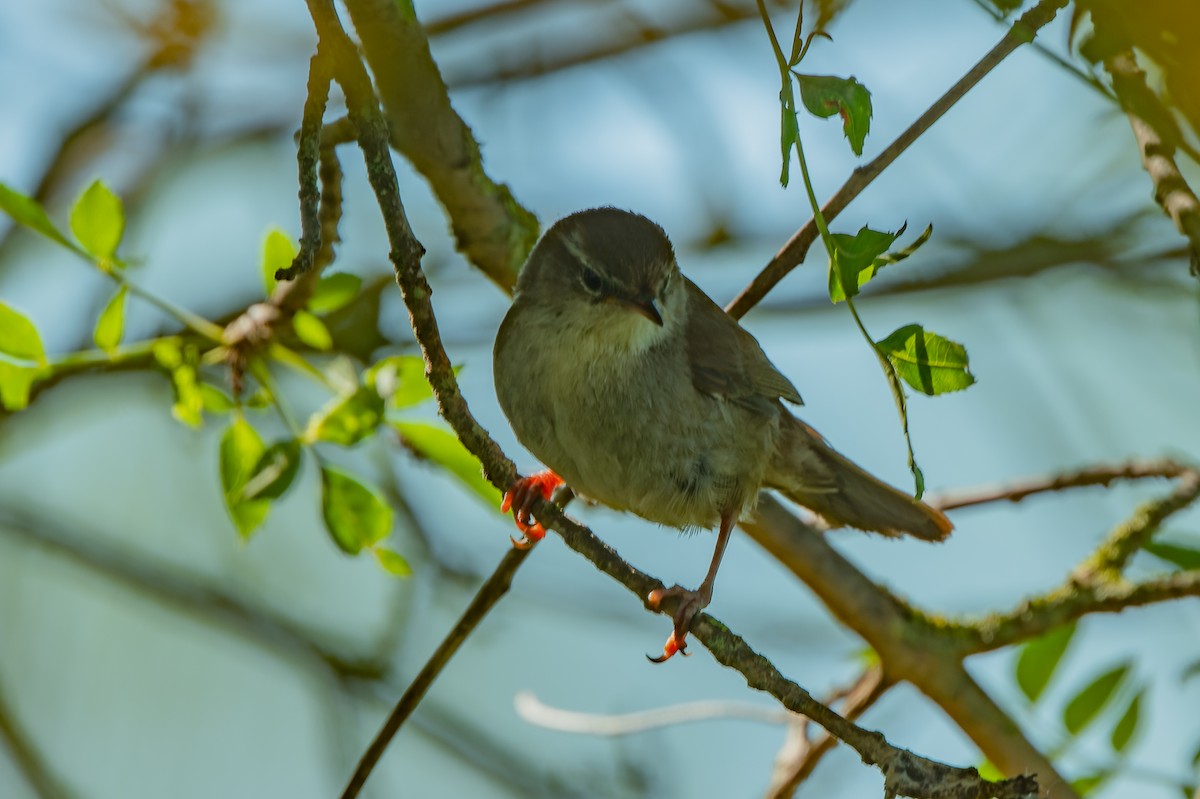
[645,584,711,663]
[501,470,565,549]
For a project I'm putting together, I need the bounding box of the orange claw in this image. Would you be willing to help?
[647,632,689,664]
[502,470,564,549]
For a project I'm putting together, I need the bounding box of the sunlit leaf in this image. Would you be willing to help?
[1110,687,1142,752]
[372,546,412,577]
[320,466,392,554]
[305,385,385,446]
[0,362,43,411]
[199,383,235,414]
[1016,622,1076,703]
[69,180,124,261]
[0,182,73,249]
[219,415,270,538]
[391,420,502,507]
[293,309,332,351]
[261,228,296,297]
[243,439,302,501]
[308,272,363,315]
[795,73,873,155]
[976,760,1004,783]
[876,324,975,396]
[93,286,127,352]
[0,301,47,365]
[1063,663,1130,735]
[828,225,902,302]
[829,223,932,302]
[366,354,435,408]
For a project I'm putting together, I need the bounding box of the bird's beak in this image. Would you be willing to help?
[622,295,663,326]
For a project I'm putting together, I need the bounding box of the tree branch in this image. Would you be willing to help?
[339,548,531,799]
[724,0,1071,319]
[1104,49,1200,276]
[340,0,540,292]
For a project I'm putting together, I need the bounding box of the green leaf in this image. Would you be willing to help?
[308,272,363,315]
[829,223,933,302]
[795,74,873,155]
[0,182,73,249]
[261,228,296,297]
[219,416,270,539]
[243,439,302,501]
[372,546,412,577]
[0,362,43,411]
[199,383,236,414]
[1016,622,1076,703]
[779,105,799,186]
[828,225,902,302]
[1182,786,1198,799]
[320,466,392,554]
[366,354,435,408]
[0,301,47,365]
[305,385,385,446]
[391,420,502,507]
[93,286,127,352]
[170,362,203,427]
[1110,687,1142,752]
[69,180,124,261]
[1063,663,1131,735]
[1144,541,1200,570]
[876,324,975,396]
[1071,771,1113,797]
[292,309,332,351]
[976,760,1004,783]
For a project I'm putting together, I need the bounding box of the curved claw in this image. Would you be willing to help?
[502,470,564,549]
[645,585,708,665]
[647,633,689,663]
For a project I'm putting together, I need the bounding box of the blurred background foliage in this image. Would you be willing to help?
[0,1,1199,798]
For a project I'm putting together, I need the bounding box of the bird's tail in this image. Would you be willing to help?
[765,413,952,542]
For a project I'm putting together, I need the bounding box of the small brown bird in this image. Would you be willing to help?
[493,208,951,661]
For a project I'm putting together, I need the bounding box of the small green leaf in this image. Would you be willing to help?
[320,466,392,554]
[305,385,385,446]
[0,182,73,249]
[152,337,183,368]
[293,309,332,351]
[93,286,127,352]
[876,324,975,396]
[243,439,302,501]
[308,272,363,315]
[169,362,204,427]
[219,416,270,538]
[0,362,43,411]
[261,228,296,297]
[1144,541,1200,571]
[829,223,933,302]
[1016,622,1076,703]
[829,225,902,302]
[976,760,1004,783]
[391,420,502,507]
[372,546,412,577]
[779,105,799,186]
[795,73,873,155]
[1063,663,1131,735]
[1110,687,1142,752]
[0,301,47,365]
[366,354,435,408]
[1182,785,1198,799]
[199,383,236,414]
[1071,771,1112,797]
[70,180,124,261]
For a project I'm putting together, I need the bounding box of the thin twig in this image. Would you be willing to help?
[725,0,1071,319]
[338,548,531,799]
[930,459,1188,511]
[0,675,74,799]
[276,51,332,282]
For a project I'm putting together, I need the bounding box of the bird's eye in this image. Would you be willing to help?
[580,267,603,294]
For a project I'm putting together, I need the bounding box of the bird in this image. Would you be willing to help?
[493,207,951,661]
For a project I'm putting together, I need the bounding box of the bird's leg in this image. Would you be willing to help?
[646,511,736,663]
[501,470,565,549]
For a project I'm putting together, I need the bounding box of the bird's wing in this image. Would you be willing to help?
[684,279,803,415]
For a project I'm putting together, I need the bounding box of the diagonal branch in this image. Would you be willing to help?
[725,0,1071,319]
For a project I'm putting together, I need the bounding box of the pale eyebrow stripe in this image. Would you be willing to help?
[561,232,603,275]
